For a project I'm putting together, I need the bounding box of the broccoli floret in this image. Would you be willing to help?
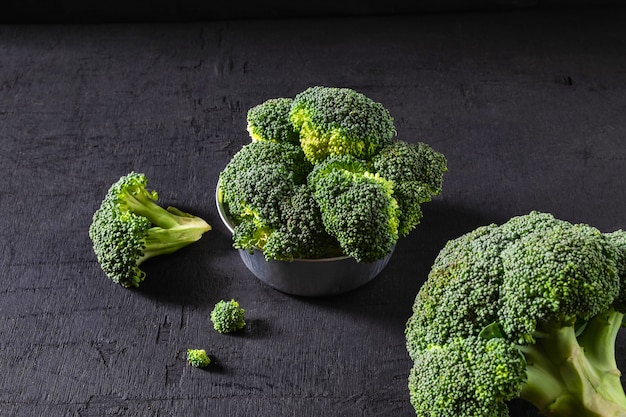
[186,349,211,368]
[408,335,526,417]
[89,172,211,288]
[211,299,246,334]
[219,141,312,221]
[220,88,447,264]
[228,171,340,261]
[246,97,300,145]
[308,155,400,263]
[219,140,339,261]
[371,140,448,236]
[262,184,342,261]
[289,86,396,164]
[405,211,626,417]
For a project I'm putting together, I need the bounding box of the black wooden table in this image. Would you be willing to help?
[1,6,625,416]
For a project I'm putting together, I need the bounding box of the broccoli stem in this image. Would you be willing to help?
[519,316,626,417]
[577,310,626,410]
[122,190,211,263]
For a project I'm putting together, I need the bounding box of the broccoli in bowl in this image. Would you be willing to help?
[219,86,448,265]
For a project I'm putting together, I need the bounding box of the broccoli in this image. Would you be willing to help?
[219,140,312,221]
[289,86,396,164]
[89,172,211,288]
[371,140,447,236]
[218,86,447,263]
[308,155,401,263]
[405,211,626,417]
[261,184,341,261]
[246,97,300,145]
[211,299,246,333]
[186,349,211,368]
[219,140,337,261]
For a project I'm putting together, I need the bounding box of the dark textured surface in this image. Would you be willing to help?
[1,7,625,417]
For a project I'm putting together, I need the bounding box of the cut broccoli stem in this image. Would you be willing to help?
[139,219,212,263]
[121,187,196,230]
[121,191,211,263]
[519,320,626,417]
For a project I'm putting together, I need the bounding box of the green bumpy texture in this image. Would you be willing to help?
[408,336,526,417]
[220,87,448,262]
[89,172,211,288]
[246,97,300,145]
[187,349,211,368]
[372,140,447,236]
[405,211,626,417]
[308,155,400,263]
[211,299,246,333]
[289,86,396,164]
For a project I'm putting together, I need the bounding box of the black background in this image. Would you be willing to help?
[1,3,625,416]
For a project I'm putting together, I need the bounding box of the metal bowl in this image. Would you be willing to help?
[216,184,394,297]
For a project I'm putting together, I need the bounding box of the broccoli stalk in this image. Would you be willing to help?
[518,311,626,416]
[123,193,211,263]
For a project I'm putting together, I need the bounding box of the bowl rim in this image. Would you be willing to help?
[215,180,353,263]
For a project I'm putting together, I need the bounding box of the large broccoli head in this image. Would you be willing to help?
[89,172,211,288]
[405,211,626,417]
[289,86,396,164]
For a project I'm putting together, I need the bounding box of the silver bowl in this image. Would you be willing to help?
[216,185,394,297]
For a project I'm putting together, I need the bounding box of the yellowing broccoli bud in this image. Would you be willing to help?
[186,349,211,368]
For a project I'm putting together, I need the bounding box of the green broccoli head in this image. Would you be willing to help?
[89,172,211,288]
[218,140,312,242]
[372,140,447,236]
[219,140,312,193]
[246,97,300,145]
[499,221,619,344]
[308,155,400,263]
[186,349,211,368]
[211,299,246,334]
[405,211,626,417]
[262,184,342,261]
[289,86,396,164]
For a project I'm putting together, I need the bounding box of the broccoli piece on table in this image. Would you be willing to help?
[89,172,211,288]
[371,140,447,236]
[405,211,626,417]
[289,86,396,164]
[246,97,300,145]
[211,299,246,334]
[308,155,400,263]
[186,349,211,368]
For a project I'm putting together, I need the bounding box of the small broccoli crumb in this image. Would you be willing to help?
[186,349,211,368]
[211,299,246,334]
